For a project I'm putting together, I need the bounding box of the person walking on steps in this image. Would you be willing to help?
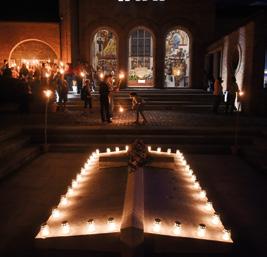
[129,92,147,125]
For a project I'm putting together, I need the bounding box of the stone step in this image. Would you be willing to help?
[48,143,231,154]
[30,134,253,146]
[26,127,260,136]
[0,135,31,161]
[0,146,41,181]
[0,129,21,144]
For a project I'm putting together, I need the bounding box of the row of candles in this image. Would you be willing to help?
[39,146,231,242]
[39,146,129,238]
[148,147,232,242]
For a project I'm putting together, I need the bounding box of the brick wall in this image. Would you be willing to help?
[0,21,60,66]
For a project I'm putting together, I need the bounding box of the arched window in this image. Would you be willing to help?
[91,29,118,74]
[128,27,154,87]
[165,29,190,88]
[9,39,58,66]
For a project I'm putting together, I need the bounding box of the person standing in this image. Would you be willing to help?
[57,74,68,111]
[129,92,147,124]
[212,77,223,114]
[81,79,93,114]
[225,76,239,114]
[99,75,111,123]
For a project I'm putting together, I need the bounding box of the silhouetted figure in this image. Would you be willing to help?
[212,77,223,114]
[99,75,111,123]
[81,79,93,112]
[225,76,239,114]
[130,92,147,124]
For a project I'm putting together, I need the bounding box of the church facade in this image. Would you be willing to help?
[59,0,215,89]
[0,0,266,112]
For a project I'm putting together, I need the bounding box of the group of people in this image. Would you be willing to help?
[212,76,240,114]
[97,74,147,124]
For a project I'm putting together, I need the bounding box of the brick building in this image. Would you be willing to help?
[0,0,266,112]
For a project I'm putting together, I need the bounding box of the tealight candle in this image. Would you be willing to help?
[41,223,49,237]
[197,224,206,237]
[173,221,182,235]
[61,221,70,234]
[153,218,161,233]
[87,219,96,233]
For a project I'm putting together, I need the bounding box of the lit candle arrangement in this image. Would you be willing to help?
[144,147,233,243]
[36,146,232,244]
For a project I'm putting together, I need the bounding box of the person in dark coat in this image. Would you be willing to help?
[81,79,93,114]
[99,75,111,123]
[225,76,239,114]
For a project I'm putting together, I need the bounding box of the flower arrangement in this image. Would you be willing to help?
[128,139,148,172]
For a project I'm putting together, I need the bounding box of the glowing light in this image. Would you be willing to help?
[199,190,207,199]
[239,91,244,97]
[76,174,83,182]
[115,147,120,152]
[81,168,87,176]
[212,214,220,225]
[60,61,64,67]
[185,165,190,171]
[193,181,201,190]
[119,72,125,80]
[153,218,161,233]
[181,160,187,166]
[40,223,50,237]
[59,68,64,74]
[197,224,206,238]
[52,208,60,219]
[87,219,96,233]
[148,146,152,152]
[176,150,181,155]
[205,202,214,212]
[66,186,74,197]
[157,147,161,153]
[61,221,70,235]
[72,179,79,189]
[106,148,111,153]
[167,148,171,154]
[45,72,50,78]
[188,169,193,176]
[191,175,197,182]
[80,72,85,78]
[99,72,104,80]
[125,145,129,151]
[43,89,52,98]
[60,195,68,206]
[107,217,116,231]
[222,229,231,241]
[119,106,124,113]
[173,221,182,235]
[96,149,100,155]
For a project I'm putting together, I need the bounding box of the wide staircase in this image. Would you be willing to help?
[0,129,41,180]
[67,88,218,113]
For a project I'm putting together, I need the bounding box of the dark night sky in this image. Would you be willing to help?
[0,0,266,22]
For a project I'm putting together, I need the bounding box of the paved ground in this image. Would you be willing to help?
[0,151,266,256]
[1,109,267,130]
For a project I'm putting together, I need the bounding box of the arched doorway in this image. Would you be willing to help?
[91,28,118,74]
[165,29,190,88]
[128,27,154,87]
[9,39,58,67]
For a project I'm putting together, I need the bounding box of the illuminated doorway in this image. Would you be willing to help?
[128,27,154,87]
[165,29,190,88]
[91,29,118,74]
[9,39,58,67]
